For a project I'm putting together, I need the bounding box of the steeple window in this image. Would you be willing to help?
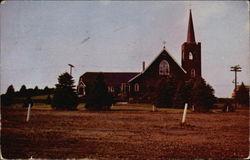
[189,52,193,60]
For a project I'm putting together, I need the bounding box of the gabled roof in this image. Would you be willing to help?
[80,72,140,86]
[128,48,187,83]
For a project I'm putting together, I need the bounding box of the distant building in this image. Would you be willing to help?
[77,10,202,101]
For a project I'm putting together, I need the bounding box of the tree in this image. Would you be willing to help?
[1,85,15,106]
[19,85,27,96]
[44,86,50,94]
[46,94,52,104]
[85,73,113,110]
[153,76,177,108]
[52,72,79,110]
[6,85,15,95]
[34,86,39,95]
[236,82,249,107]
[191,77,216,112]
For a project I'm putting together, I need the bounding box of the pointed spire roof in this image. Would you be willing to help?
[187,9,196,43]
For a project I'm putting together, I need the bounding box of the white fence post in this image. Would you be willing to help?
[181,103,188,124]
[26,104,31,122]
[152,105,156,112]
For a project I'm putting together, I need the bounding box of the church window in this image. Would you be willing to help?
[108,86,114,93]
[191,69,196,77]
[121,83,127,93]
[78,87,84,95]
[189,52,193,60]
[134,83,139,92]
[159,60,170,75]
[78,82,86,96]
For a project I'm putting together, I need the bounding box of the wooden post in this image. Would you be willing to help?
[26,104,31,122]
[181,103,188,124]
[152,105,156,112]
[192,105,195,112]
[226,105,229,112]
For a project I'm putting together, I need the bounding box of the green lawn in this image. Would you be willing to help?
[14,102,230,113]
[20,102,190,113]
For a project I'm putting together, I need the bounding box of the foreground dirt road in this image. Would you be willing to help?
[1,105,249,159]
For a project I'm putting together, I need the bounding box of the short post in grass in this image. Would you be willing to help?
[26,104,31,122]
[152,105,157,112]
[181,103,188,124]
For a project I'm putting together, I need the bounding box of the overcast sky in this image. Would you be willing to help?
[1,1,249,97]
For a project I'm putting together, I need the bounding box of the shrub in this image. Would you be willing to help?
[191,77,216,112]
[153,76,177,108]
[85,73,113,110]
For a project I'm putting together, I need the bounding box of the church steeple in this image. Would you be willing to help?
[182,9,201,78]
[187,9,196,43]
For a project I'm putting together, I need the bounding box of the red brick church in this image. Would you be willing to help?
[77,10,201,101]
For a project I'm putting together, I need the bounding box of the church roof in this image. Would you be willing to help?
[80,72,140,86]
[128,48,187,83]
[187,9,196,43]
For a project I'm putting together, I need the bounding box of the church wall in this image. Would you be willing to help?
[129,50,186,102]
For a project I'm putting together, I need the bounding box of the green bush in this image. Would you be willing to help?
[191,77,216,112]
[85,73,113,111]
[153,76,177,108]
[52,72,79,110]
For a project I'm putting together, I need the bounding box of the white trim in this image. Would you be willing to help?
[128,73,141,83]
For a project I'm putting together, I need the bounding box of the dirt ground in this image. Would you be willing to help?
[1,104,249,159]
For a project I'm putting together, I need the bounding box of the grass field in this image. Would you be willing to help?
[1,103,249,159]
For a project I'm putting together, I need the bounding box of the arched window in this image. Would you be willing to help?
[134,83,139,92]
[108,86,114,93]
[78,87,84,95]
[159,60,170,75]
[191,69,196,78]
[189,52,193,60]
[78,82,86,96]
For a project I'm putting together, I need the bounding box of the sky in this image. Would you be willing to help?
[0,1,249,97]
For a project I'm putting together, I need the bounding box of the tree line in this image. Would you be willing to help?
[2,72,249,111]
[1,85,55,106]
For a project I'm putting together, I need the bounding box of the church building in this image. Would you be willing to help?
[77,10,202,101]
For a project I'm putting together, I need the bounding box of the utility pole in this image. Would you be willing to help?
[68,64,74,76]
[230,65,241,109]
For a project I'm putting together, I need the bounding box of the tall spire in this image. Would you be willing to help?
[187,9,196,43]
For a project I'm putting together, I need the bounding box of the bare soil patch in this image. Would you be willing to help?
[1,104,249,159]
